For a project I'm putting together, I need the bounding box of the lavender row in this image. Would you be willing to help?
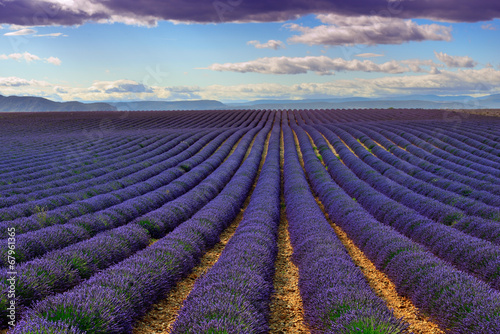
[1,110,268,255]
[0,134,152,185]
[379,123,500,180]
[0,134,136,178]
[0,132,208,226]
[0,133,175,195]
[0,132,187,195]
[327,124,500,219]
[429,122,500,154]
[0,131,219,220]
[128,111,273,239]
[317,125,469,224]
[0,112,272,326]
[0,119,271,322]
[409,122,500,163]
[9,112,272,334]
[455,121,500,146]
[0,137,82,168]
[171,115,281,334]
[0,126,251,263]
[299,123,500,333]
[0,134,194,209]
[305,124,500,290]
[284,116,408,333]
[363,122,500,187]
[348,123,500,199]
[0,224,150,328]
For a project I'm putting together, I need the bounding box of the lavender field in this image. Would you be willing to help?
[1,108,500,333]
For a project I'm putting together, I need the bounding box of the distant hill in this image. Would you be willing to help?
[475,94,500,108]
[229,100,483,110]
[110,100,227,111]
[1,93,499,112]
[0,95,116,112]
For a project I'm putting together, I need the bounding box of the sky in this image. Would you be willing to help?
[0,0,499,102]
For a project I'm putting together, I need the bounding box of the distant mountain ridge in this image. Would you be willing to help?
[0,95,116,112]
[0,94,499,112]
[109,100,226,111]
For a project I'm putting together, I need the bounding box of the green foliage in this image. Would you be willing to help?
[34,205,49,224]
[341,317,401,334]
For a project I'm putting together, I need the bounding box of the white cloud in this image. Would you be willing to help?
[202,55,443,75]
[34,33,65,37]
[0,52,61,65]
[4,28,36,36]
[46,57,62,66]
[247,40,286,50]
[0,77,50,87]
[1,52,40,63]
[355,53,384,58]
[400,59,444,73]
[434,51,477,68]
[286,14,452,46]
[3,68,500,102]
[89,79,153,94]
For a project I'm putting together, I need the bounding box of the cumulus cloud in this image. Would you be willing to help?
[89,80,154,94]
[0,77,50,87]
[204,68,500,99]
[0,52,40,63]
[202,56,445,75]
[0,52,61,65]
[2,68,500,102]
[46,56,61,65]
[434,51,478,68]
[247,40,286,50]
[0,0,499,26]
[400,59,444,73]
[287,15,452,46]
[355,53,384,58]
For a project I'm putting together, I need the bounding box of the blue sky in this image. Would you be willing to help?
[0,0,499,102]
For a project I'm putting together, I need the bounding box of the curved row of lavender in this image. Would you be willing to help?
[342,124,500,203]
[379,123,500,180]
[284,113,409,333]
[328,124,500,215]
[0,113,272,326]
[0,108,499,333]
[8,112,275,333]
[170,112,281,333]
[359,122,500,187]
[303,123,500,290]
[0,108,257,183]
[406,122,500,166]
[0,109,263,195]
[307,109,500,185]
[0,133,190,204]
[299,119,500,332]
[0,132,209,218]
[0,112,268,236]
[0,109,260,198]
[0,131,218,238]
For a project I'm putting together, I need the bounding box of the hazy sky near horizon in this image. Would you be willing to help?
[0,0,499,102]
